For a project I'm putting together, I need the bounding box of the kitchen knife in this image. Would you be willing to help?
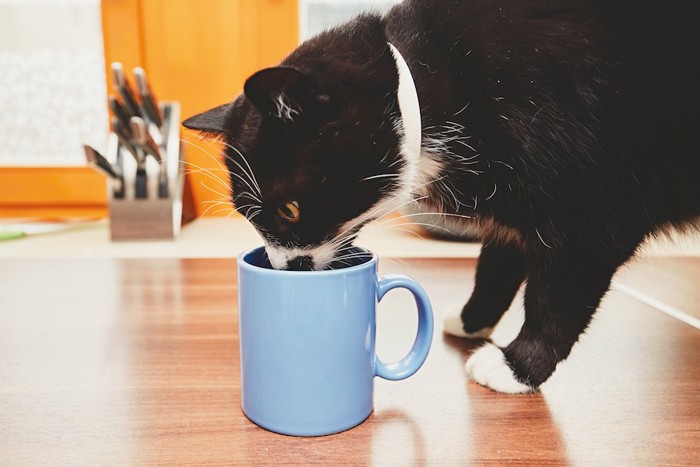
[133,67,163,127]
[111,62,141,118]
[129,116,162,163]
[114,117,147,199]
[111,117,140,164]
[131,116,168,198]
[109,95,132,136]
[83,145,124,198]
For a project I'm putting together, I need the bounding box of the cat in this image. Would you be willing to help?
[183,0,700,393]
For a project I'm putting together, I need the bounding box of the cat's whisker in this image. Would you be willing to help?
[243,205,261,218]
[329,242,359,253]
[228,170,261,203]
[220,141,263,197]
[181,138,262,201]
[360,173,402,182]
[182,166,230,174]
[453,101,471,116]
[331,252,371,262]
[367,191,426,220]
[181,170,230,194]
[205,162,262,202]
[235,202,261,213]
[384,211,475,223]
[202,202,233,217]
[330,240,362,256]
[330,203,390,246]
[379,221,454,236]
[387,157,404,169]
[180,161,232,192]
[374,225,432,245]
[222,158,262,199]
[324,235,358,253]
[384,225,429,241]
[333,243,368,254]
[205,205,236,218]
[179,139,230,181]
[200,205,226,218]
[485,183,498,200]
[492,160,514,170]
[247,210,263,222]
[200,200,233,217]
[198,180,233,202]
[379,149,392,164]
[179,138,224,162]
[366,194,430,224]
[328,195,433,245]
[435,179,461,210]
[234,190,263,204]
[201,199,229,206]
[374,255,411,269]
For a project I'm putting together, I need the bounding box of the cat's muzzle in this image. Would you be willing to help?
[285,255,315,271]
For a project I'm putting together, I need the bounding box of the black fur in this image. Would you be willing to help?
[183,0,700,390]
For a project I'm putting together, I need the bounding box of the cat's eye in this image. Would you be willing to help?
[277,201,301,223]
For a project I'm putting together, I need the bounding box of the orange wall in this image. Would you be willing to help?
[133,0,299,217]
[0,0,299,219]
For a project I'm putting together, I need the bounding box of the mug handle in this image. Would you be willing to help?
[374,274,434,381]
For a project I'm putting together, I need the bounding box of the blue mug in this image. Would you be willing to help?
[237,246,434,437]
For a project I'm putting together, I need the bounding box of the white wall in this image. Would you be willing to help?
[0,0,107,166]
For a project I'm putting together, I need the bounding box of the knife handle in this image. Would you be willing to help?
[134,67,163,127]
[130,116,162,163]
[109,96,132,136]
[111,62,141,118]
[111,117,141,164]
[135,167,148,199]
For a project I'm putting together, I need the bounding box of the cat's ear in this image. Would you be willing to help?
[244,66,329,121]
[182,102,232,135]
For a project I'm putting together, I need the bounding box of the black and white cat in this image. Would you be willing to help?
[183,0,700,393]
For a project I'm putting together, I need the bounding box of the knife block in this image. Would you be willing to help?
[106,102,186,241]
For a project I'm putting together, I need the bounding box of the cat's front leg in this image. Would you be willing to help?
[444,240,527,339]
[466,240,637,393]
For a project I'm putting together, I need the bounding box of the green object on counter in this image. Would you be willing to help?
[0,230,26,241]
[0,221,100,241]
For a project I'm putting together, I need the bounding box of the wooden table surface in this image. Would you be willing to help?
[0,257,698,466]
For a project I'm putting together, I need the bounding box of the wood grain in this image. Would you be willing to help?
[0,258,698,465]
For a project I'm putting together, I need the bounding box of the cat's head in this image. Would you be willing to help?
[183,21,418,270]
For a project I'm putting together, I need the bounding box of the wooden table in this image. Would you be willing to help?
[0,257,698,465]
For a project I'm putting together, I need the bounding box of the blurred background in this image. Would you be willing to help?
[0,0,401,221]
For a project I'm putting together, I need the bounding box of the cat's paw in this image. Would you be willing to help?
[465,343,534,394]
[443,304,494,339]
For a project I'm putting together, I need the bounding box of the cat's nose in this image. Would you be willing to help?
[286,255,314,271]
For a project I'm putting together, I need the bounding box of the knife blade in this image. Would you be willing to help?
[83,145,124,198]
[131,116,168,198]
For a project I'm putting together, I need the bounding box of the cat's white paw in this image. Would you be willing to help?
[465,343,534,394]
[443,305,494,339]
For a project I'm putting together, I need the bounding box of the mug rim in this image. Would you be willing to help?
[237,245,377,276]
